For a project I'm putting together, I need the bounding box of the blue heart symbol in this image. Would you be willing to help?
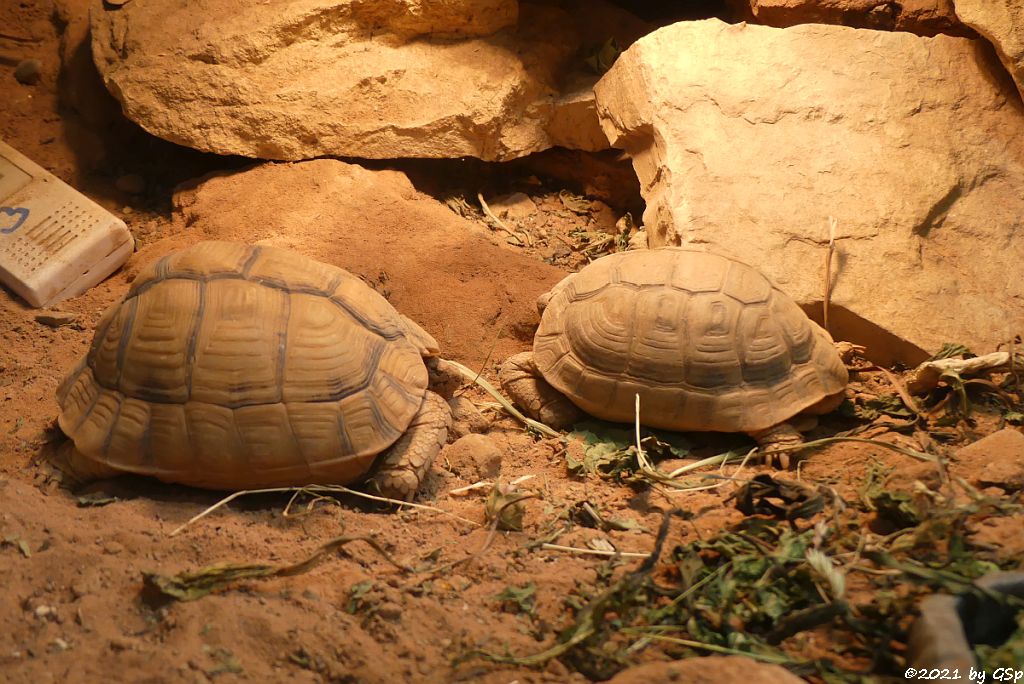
[0,206,30,234]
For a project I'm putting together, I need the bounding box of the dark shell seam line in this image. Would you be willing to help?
[184,279,208,398]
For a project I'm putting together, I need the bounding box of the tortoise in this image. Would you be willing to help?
[55,241,451,500]
[499,247,849,461]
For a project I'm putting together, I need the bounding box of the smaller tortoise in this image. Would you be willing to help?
[55,241,451,500]
[499,248,848,459]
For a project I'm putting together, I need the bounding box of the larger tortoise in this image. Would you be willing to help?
[56,241,450,500]
[500,248,848,457]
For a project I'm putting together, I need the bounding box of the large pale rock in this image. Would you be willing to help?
[594,20,1024,364]
[746,0,971,36]
[90,0,648,161]
[954,0,1024,100]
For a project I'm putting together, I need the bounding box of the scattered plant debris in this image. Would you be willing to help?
[494,582,537,619]
[142,535,407,603]
[464,465,1023,680]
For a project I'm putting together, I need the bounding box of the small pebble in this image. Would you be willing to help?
[443,434,503,480]
[102,541,124,555]
[14,59,42,85]
[34,311,79,329]
[376,601,402,622]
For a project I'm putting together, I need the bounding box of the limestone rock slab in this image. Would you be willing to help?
[90,0,648,161]
[594,19,1024,364]
[747,0,970,37]
[954,0,1024,100]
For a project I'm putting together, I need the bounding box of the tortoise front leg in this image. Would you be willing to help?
[498,352,583,431]
[747,422,804,469]
[368,391,451,501]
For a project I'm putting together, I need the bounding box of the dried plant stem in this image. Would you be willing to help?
[169,485,478,537]
[823,216,837,333]
[540,543,650,559]
[443,359,560,438]
[477,192,531,246]
[620,629,795,665]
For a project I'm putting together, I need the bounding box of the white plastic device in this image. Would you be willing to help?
[0,140,134,308]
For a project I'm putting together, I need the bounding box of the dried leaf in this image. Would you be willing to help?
[485,483,527,532]
[143,535,405,603]
[2,535,31,558]
[559,190,591,215]
[731,474,826,523]
[584,37,621,75]
[76,492,118,507]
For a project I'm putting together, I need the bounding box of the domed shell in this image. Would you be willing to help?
[56,241,434,489]
[533,248,848,433]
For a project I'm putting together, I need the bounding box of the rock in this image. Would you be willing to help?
[34,311,79,328]
[90,0,649,161]
[488,192,537,220]
[165,159,566,369]
[626,229,648,251]
[443,434,504,480]
[607,656,804,684]
[115,174,146,194]
[349,0,517,39]
[594,20,1024,365]
[448,396,490,438]
[745,0,970,37]
[954,0,1024,100]
[953,428,1024,491]
[375,601,403,622]
[14,59,42,85]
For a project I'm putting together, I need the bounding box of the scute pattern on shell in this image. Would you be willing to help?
[533,248,848,433]
[56,241,431,489]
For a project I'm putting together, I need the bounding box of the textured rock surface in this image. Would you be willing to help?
[608,656,805,684]
[953,428,1024,491]
[746,0,970,36]
[595,20,1024,364]
[90,0,648,161]
[954,0,1024,99]
[349,0,517,38]
[442,433,504,480]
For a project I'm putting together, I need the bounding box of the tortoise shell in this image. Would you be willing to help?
[56,241,434,489]
[533,248,848,433]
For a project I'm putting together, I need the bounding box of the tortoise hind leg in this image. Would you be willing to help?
[368,391,451,501]
[498,352,583,431]
[747,422,804,469]
[50,441,121,488]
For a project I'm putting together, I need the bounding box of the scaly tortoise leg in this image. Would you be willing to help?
[51,441,121,488]
[368,391,451,501]
[498,352,583,431]
[747,422,805,469]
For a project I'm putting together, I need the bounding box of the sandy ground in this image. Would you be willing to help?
[1,3,1022,684]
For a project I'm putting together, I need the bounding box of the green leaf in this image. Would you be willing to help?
[929,342,975,360]
[494,582,537,617]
